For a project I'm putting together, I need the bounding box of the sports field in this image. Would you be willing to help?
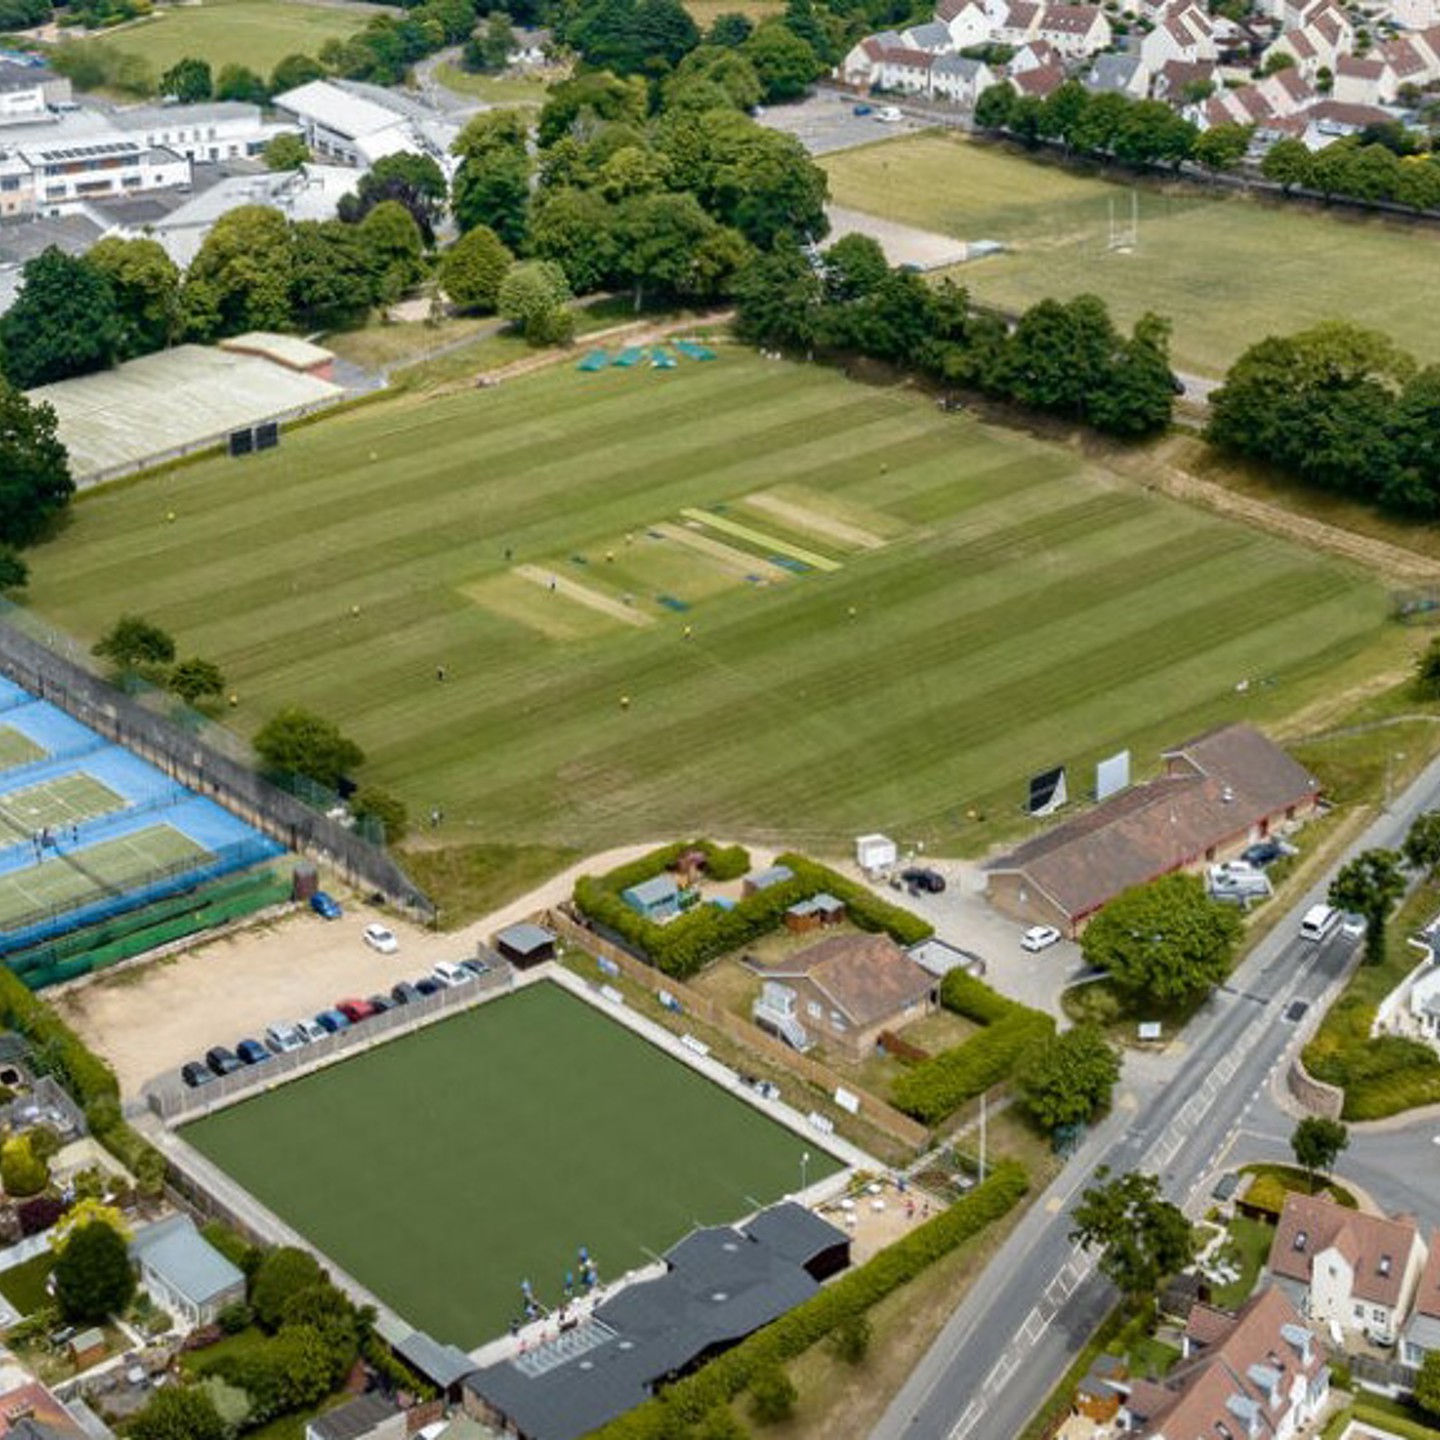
[27,349,1386,851]
[182,982,841,1345]
[821,133,1440,377]
[100,0,364,76]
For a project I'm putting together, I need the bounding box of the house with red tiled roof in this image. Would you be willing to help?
[1124,1287,1328,1438]
[1333,52,1395,104]
[1267,1192,1427,1346]
[1402,1233,1440,1368]
[1141,5,1218,70]
[986,724,1321,937]
[0,1380,90,1440]
[1033,3,1112,56]
[747,932,937,1060]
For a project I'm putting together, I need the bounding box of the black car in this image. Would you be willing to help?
[461,957,491,979]
[390,981,422,1006]
[900,867,946,894]
[366,994,394,1015]
[180,1061,215,1088]
[1241,839,1284,867]
[414,976,443,997]
[205,1046,243,1077]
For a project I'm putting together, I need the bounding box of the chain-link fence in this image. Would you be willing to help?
[0,612,433,922]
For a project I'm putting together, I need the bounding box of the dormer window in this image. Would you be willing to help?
[1293,1230,1308,1251]
[1379,1255,1392,1276]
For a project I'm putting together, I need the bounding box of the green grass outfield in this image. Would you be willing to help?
[182,983,840,1346]
[98,0,364,77]
[822,133,1440,377]
[26,349,1386,852]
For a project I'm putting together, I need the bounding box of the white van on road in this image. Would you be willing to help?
[1299,904,1341,942]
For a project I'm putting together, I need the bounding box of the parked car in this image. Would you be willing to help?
[876,105,903,122]
[432,960,475,988]
[310,891,343,920]
[852,102,873,115]
[363,922,398,954]
[180,1061,214,1088]
[205,1046,242,1077]
[265,1022,305,1054]
[295,1017,327,1044]
[236,1038,271,1066]
[414,976,443,997]
[460,957,492,980]
[390,981,422,1006]
[336,997,377,1024]
[314,1009,352,1034]
[366,994,394,1014]
[1021,925,1062,952]
[1241,839,1292,867]
[900,867,946,894]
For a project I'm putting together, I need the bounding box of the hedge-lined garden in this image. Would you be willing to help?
[572,842,933,980]
[892,970,1055,1126]
[588,1161,1029,1440]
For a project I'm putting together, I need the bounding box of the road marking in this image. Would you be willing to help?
[985,1351,1018,1391]
[949,1400,983,1438]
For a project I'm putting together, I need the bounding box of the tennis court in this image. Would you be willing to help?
[183,982,843,1347]
[0,773,126,840]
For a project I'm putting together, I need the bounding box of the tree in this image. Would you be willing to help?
[1080,873,1242,1006]
[747,1364,797,1424]
[615,191,740,309]
[253,709,365,790]
[338,151,448,242]
[741,21,820,102]
[290,220,376,330]
[1089,311,1177,438]
[1261,136,1312,192]
[498,260,574,345]
[92,615,175,675]
[529,188,620,295]
[0,247,122,388]
[1417,1350,1440,1423]
[829,1311,871,1365]
[251,1246,327,1332]
[351,785,408,844]
[1290,1115,1348,1193]
[270,53,325,94]
[439,224,513,313]
[1069,1167,1195,1308]
[130,1386,226,1440]
[452,145,531,249]
[974,79,1016,131]
[53,1220,136,1322]
[0,1135,47,1197]
[1019,1024,1122,1131]
[708,11,753,45]
[0,377,68,551]
[1193,122,1252,172]
[86,236,181,360]
[823,233,889,302]
[159,56,213,102]
[358,202,426,305]
[0,546,28,592]
[465,8,516,70]
[1329,848,1405,964]
[182,206,294,340]
[264,133,310,171]
[1405,810,1440,875]
[168,657,226,708]
[215,63,267,102]
[51,1199,128,1254]
[1418,637,1440,700]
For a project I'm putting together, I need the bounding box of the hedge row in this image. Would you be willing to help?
[588,1162,1030,1440]
[892,1009,1054,1125]
[939,968,1022,1026]
[573,845,932,979]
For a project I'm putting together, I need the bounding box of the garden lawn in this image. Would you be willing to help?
[821,133,1440,377]
[0,1252,54,1315]
[99,0,365,77]
[26,346,1386,853]
[181,982,839,1346]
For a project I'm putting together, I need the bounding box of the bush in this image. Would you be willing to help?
[893,1010,1054,1125]
[1,1135,48,1197]
[16,1193,65,1236]
[940,969,1020,1025]
[217,1301,252,1334]
[829,1311,871,1364]
[747,1365,796,1424]
[250,1247,326,1332]
[202,1220,261,1277]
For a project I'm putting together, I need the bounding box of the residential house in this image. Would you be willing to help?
[1009,38,1063,72]
[1332,53,1396,104]
[1011,59,1068,96]
[508,27,553,64]
[1409,966,1440,1041]
[937,0,995,48]
[1124,1287,1329,1438]
[986,723,1321,936]
[1084,52,1152,97]
[878,46,938,92]
[1389,0,1440,30]
[0,1379,90,1439]
[902,20,956,51]
[1153,57,1217,104]
[747,931,937,1061]
[1378,33,1439,91]
[131,1214,247,1330]
[1300,98,1393,146]
[1033,4,1112,56]
[306,1393,405,1440]
[1140,5,1218,71]
[1267,1191,1427,1346]
[1402,1236,1440,1368]
[841,33,897,87]
[930,53,998,103]
[994,0,1043,46]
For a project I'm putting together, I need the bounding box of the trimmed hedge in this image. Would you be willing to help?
[588,1162,1029,1440]
[893,1010,1054,1125]
[573,845,932,980]
[940,969,1021,1026]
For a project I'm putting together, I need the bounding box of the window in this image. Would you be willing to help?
[807,1001,822,1020]
[1353,1304,1365,1319]
[0,177,16,191]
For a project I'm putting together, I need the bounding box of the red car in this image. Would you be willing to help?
[336,997,377,1024]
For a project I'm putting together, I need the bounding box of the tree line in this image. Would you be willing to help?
[976,80,1440,215]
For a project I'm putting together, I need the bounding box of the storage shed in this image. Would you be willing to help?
[620,875,681,920]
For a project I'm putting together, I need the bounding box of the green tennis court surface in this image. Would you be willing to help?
[183,983,842,1346]
[0,824,209,928]
[0,773,126,841]
[0,727,44,774]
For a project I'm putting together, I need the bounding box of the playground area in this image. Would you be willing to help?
[182,981,843,1347]
[0,677,283,962]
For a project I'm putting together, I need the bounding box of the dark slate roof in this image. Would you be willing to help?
[495,922,556,955]
[466,1206,834,1440]
[309,1392,400,1440]
[741,1202,848,1270]
[0,214,104,268]
[393,1328,477,1388]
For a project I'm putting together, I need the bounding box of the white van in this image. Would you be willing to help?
[1300,904,1340,942]
[876,106,903,123]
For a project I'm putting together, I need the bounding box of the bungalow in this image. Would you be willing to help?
[130,1214,246,1331]
[748,931,937,1061]
[986,723,1320,937]
[620,874,682,920]
[1267,1191,1427,1347]
[1402,1235,1440,1368]
[1125,1287,1328,1437]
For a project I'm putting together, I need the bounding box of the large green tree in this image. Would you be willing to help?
[0,247,122,388]
[250,1246,327,1332]
[1290,1115,1348,1193]
[215,63,268,102]
[53,1219,136,1322]
[1405,810,1440,876]
[130,1387,227,1440]
[1019,1024,1123,1131]
[498,260,574,345]
[289,219,377,330]
[253,709,365,789]
[91,614,175,675]
[270,53,325,94]
[741,20,820,102]
[86,236,181,359]
[1329,848,1406,963]
[452,111,532,247]
[169,657,226,708]
[1080,873,1242,1006]
[159,56,212,101]
[439,224,514,313]
[338,151,448,242]
[1417,1350,1440,1423]
[529,188,620,294]
[0,382,73,548]
[358,201,426,305]
[1069,1167,1195,1308]
[182,206,294,340]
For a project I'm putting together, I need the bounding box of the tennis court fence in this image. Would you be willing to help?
[0,613,434,922]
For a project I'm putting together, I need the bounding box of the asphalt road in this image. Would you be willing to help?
[875,754,1440,1440]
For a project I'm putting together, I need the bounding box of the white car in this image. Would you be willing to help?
[363,922,399,955]
[432,960,475,988]
[1021,925,1062,952]
[264,1022,305,1054]
[876,105,903,123]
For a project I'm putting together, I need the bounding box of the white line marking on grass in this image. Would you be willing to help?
[680,507,842,572]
